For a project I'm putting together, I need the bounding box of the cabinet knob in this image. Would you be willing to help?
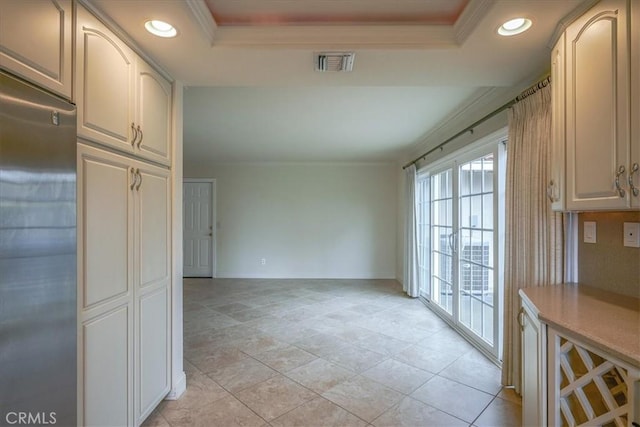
[614,165,626,198]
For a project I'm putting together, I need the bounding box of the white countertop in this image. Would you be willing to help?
[520,284,640,368]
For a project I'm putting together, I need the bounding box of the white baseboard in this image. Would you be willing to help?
[165,371,186,400]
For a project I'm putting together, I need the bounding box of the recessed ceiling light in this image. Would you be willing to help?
[145,20,177,38]
[498,18,532,36]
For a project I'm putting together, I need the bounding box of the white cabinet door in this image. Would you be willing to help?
[521,302,545,427]
[137,288,169,422]
[79,148,134,312]
[135,61,172,166]
[77,6,136,154]
[550,33,566,211]
[132,159,171,422]
[78,144,136,426]
[83,305,133,427]
[565,0,630,210]
[0,0,72,98]
[631,0,640,208]
[135,164,171,290]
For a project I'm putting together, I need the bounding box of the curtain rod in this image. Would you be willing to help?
[402,75,551,170]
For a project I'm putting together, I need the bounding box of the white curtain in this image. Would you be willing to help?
[403,164,419,297]
[501,83,564,392]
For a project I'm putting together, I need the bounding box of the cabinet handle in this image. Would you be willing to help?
[131,122,138,146]
[547,180,555,202]
[130,167,137,190]
[517,307,525,331]
[136,125,143,149]
[614,165,626,198]
[629,163,639,197]
[135,169,142,191]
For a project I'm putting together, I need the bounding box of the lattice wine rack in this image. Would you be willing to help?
[548,328,640,427]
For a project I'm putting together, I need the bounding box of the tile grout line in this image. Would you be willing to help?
[173,278,514,427]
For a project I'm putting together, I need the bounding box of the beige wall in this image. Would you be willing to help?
[184,162,397,279]
[578,211,640,297]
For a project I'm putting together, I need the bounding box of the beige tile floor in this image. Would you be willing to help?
[144,278,521,427]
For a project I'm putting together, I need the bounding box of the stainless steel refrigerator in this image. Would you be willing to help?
[0,71,77,426]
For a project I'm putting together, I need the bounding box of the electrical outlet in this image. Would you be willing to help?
[260,258,266,265]
[583,221,596,244]
[623,222,640,248]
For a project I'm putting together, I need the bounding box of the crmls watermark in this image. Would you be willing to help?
[4,412,57,425]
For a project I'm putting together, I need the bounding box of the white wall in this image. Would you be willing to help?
[184,162,397,279]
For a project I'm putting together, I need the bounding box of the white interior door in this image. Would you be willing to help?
[183,180,214,277]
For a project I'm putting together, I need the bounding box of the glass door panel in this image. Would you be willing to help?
[430,169,454,315]
[458,154,495,346]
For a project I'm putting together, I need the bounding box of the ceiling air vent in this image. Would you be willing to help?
[314,52,355,72]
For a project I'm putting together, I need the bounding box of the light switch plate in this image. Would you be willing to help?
[584,221,596,244]
[623,222,640,248]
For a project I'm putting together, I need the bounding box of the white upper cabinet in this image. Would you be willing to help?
[550,33,566,211]
[0,0,73,99]
[631,0,640,208]
[76,6,136,153]
[565,0,631,210]
[135,61,172,166]
[76,5,172,166]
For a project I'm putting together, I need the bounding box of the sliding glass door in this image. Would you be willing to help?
[416,135,505,360]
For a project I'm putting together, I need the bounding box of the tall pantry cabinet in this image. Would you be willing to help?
[76,5,173,426]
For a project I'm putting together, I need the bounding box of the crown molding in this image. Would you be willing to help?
[405,86,502,162]
[185,0,488,48]
[184,0,218,46]
[212,25,457,48]
[454,0,495,44]
[403,68,548,163]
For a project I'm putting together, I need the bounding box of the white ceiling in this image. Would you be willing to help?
[88,0,588,164]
